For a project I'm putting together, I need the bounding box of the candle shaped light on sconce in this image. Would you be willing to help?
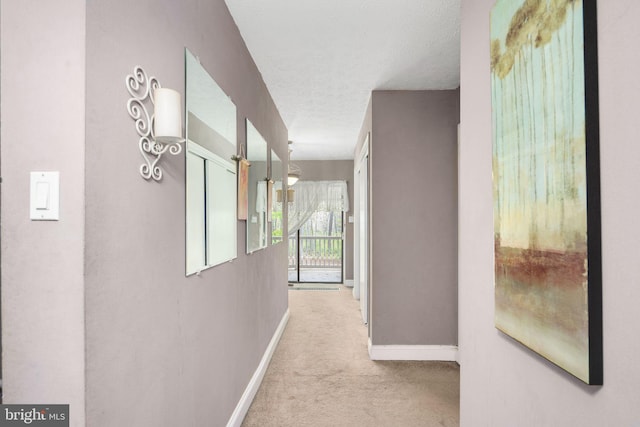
[153,88,183,143]
[127,65,185,181]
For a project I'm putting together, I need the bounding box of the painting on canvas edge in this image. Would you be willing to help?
[490,0,602,385]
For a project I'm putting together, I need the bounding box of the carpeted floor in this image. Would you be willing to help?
[242,286,460,427]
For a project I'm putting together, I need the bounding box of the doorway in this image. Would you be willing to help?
[288,209,344,283]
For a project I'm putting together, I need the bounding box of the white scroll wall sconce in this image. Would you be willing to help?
[126,66,185,181]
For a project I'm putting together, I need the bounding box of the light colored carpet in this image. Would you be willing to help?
[242,286,460,427]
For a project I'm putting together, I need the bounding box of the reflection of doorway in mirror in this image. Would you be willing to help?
[185,142,237,274]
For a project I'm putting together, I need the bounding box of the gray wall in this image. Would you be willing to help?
[1,2,87,425]
[460,0,640,425]
[84,1,288,425]
[294,160,354,281]
[2,1,287,427]
[358,90,459,346]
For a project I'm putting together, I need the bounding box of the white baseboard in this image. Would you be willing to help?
[226,309,290,427]
[368,338,458,361]
[344,279,354,287]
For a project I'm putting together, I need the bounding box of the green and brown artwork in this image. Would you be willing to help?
[491,0,600,384]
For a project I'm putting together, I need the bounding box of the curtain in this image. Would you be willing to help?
[256,180,267,213]
[288,180,349,236]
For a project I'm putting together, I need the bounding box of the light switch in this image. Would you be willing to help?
[30,171,59,220]
[35,182,50,209]
[348,215,354,223]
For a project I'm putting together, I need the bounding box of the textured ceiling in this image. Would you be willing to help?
[224,0,461,160]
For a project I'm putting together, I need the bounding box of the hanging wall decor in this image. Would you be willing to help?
[490,0,602,384]
[126,67,184,181]
[267,179,274,223]
[237,157,250,220]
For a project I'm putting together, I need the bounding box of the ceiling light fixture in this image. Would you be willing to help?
[287,141,302,186]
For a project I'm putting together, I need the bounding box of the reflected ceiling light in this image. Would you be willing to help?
[126,66,185,181]
[287,141,302,186]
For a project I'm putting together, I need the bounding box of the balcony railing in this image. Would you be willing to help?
[288,236,342,269]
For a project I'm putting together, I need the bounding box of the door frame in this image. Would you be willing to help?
[289,211,344,284]
[354,134,370,327]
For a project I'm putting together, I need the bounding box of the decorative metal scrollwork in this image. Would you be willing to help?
[126,66,182,181]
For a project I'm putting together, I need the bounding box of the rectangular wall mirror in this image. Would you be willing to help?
[271,149,283,245]
[185,48,238,275]
[246,119,268,253]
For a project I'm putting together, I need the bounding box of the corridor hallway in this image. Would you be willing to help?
[242,286,460,427]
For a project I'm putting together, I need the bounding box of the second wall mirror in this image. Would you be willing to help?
[271,149,283,245]
[246,119,268,253]
[185,48,237,275]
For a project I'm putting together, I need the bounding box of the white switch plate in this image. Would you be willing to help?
[30,171,59,220]
[348,215,354,223]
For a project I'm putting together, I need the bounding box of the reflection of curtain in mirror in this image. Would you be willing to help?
[288,181,349,236]
[256,180,267,212]
[256,180,267,246]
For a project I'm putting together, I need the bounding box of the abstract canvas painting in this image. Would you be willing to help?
[490,0,602,384]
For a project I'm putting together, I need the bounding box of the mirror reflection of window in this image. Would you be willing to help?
[271,149,283,245]
[185,48,238,275]
[246,119,268,253]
